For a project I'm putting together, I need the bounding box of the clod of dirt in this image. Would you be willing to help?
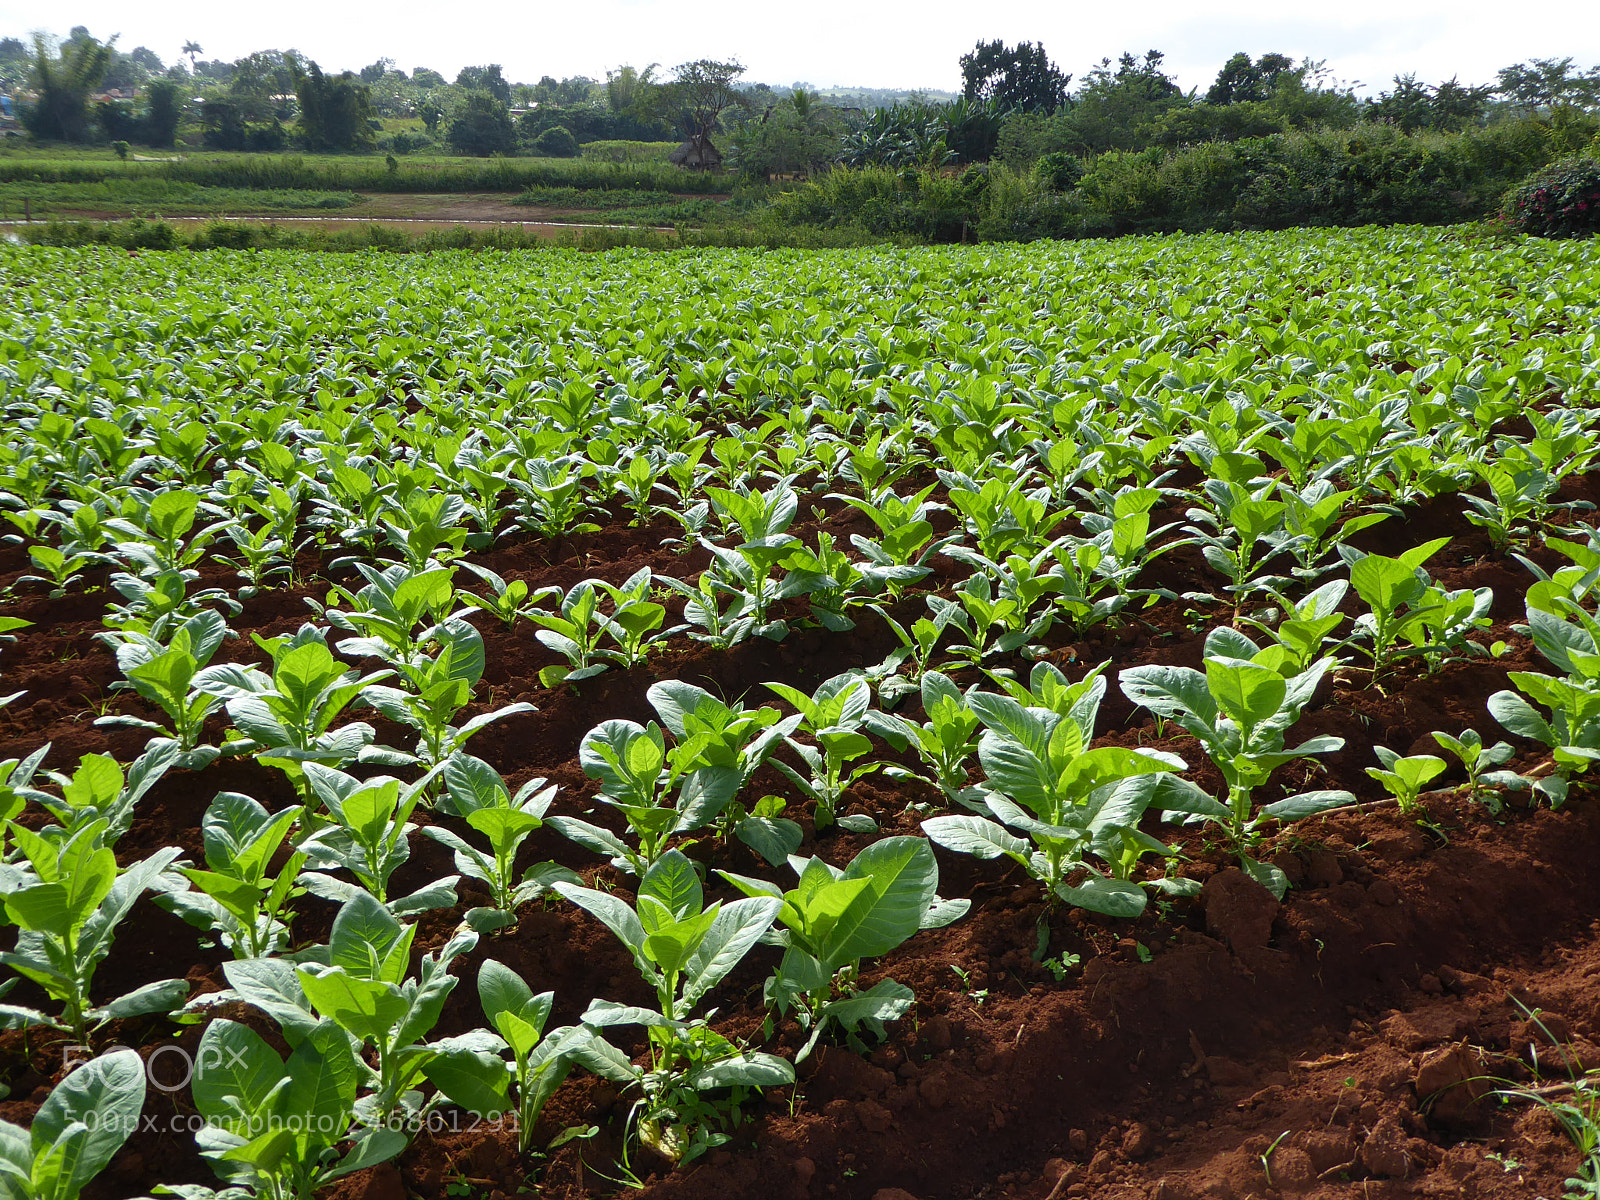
[857,1099,893,1132]
[1380,1004,1475,1050]
[359,1163,406,1200]
[1416,1042,1494,1128]
[1200,869,1279,951]
[1122,1121,1157,1159]
[1358,1113,1412,1178]
[870,1190,923,1200]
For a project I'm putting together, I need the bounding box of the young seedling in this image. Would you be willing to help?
[1366,747,1448,815]
[1431,728,1516,807]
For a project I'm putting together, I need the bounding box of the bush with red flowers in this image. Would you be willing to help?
[1503,155,1600,237]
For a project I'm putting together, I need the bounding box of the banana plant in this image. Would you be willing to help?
[420,754,579,931]
[0,825,186,1040]
[152,791,305,959]
[556,851,793,1166]
[1120,634,1354,896]
[721,836,968,1060]
[0,1047,146,1200]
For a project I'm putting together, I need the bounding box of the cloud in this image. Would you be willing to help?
[4,0,1596,94]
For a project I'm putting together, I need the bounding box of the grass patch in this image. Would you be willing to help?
[0,179,359,216]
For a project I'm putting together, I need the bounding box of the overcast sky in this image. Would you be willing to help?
[6,0,1597,96]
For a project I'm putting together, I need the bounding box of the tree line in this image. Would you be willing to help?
[6,27,1599,182]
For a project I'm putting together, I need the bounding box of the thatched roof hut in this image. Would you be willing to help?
[669,137,723,170]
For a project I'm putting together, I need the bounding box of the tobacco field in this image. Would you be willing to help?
[2,226,1600,1200]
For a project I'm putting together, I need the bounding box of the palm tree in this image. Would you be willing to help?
[182,41,202,74]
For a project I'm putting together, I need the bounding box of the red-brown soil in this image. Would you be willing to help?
[3,480,1599,1200]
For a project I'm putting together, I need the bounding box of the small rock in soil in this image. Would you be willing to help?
[1088,1149,1116,1176]
[1068,1128,1089,1153]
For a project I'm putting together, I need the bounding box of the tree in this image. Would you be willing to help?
[143,79,180,147]
[455,64,511,105]
[1369,73,1493,132]
[24,32,114,142]
[182,41,202,73]
[732,88,844,178]
[1206,52,1295,104]
[360,58,394,84]
[959,40,1071,113]
[663,59,747,160]
[1496,58,1600,113]
[129,46,164,75]
[295,61,376,151]
[413,67,446,89]
[447,90,515,155]
[1053,50,1188,154]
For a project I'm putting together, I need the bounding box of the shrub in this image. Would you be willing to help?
[1034,151,1082,191]
[534,126,581,158]
[1503,156,1600,238]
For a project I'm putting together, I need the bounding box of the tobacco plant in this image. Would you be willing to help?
[557,852,793,1165]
